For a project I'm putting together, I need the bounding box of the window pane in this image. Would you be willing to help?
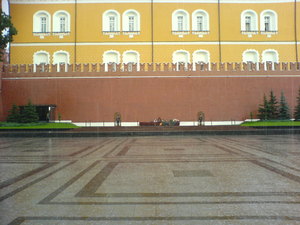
[109,16,115,31]
[60,17,66,32]
[177,16,183,31]
[245,16,251,31]
[197,16,203,31]
[129,16,135,31]
[41,17,47,32]
[264,16,270,31]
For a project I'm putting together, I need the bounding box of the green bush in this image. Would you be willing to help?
[278,91,291,120]
[17,100,39,123]
[6,104,21,123]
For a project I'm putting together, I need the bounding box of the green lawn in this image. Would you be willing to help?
[0,122,79,129]
[241,121,300,127]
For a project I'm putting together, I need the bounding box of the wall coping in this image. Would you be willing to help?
[2,62,300,78]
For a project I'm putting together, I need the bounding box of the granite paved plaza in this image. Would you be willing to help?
[0,135,300,225]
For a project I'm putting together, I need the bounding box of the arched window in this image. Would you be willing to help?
[241,10,258,37]
[260,10,278,37]
[192,10,209,37]
[53,10,70,38]
[103,50,120,71]
[102,10,120,38]
[242,49,259,63]
[33,51,50,72]
[122,10,140,38]
[193,50,210,70]
[172,10,189,37]
[123,50,140,71]
[242,49,259,70]
[173,50,190,71]
[262,49,279,70]
[53,51,69,72]
[33,11,51,38]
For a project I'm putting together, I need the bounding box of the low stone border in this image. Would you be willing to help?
[0,128,299,137]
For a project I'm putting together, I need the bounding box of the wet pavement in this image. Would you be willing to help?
[0,135,300,225]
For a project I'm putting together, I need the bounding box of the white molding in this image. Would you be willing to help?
[33,50,50,64]
[260,9,278,35]
[71,121,244,127]
[192,49,210,63]
[33,10,51,35]
[11,41,300,47]
[262,48,279,62]
[172,49,191,64]
[122,50,140,70]
[103,50,121,71]
[103,50,121,63]
[10,0,300,4]
[122,9,141,34]
[4,75,300,81]
[53,50,70,63]
[242,49,260,62]
[52,10,71,33]
[102,10,121,34]
[192,9,210,32]
[240,9,258,34]
[172,9,190,36]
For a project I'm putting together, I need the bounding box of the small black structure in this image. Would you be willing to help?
[20,104,56,122]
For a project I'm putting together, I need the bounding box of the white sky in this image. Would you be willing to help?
[2,0,9,14]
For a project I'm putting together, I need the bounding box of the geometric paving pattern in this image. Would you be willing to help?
[0,135,300,225]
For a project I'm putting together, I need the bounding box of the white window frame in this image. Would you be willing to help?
[172,9,190,37]
[103,50,121,72]
[122,50,140,71]
[33,11,51,39]
[260,10,278,37]
[192,10,209,37]
[262,49,279,70]
[53,50,70,72]
[103,10,121,38]
[242,49,260,70]
[33,50,50,72]
[122,10,140,38]
[192,50,210,71]
[53,10,71,38]
[241,9,258,37]
[172,50,190,71]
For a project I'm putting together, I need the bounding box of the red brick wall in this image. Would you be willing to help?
[1,75,300,122]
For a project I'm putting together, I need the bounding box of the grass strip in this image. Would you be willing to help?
[241,121,300,127]
[0,122,79,129]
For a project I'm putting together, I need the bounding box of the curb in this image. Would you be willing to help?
[0,129,300,137]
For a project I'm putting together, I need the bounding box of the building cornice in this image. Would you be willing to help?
[10,41,300,47]
[10,0,300,4]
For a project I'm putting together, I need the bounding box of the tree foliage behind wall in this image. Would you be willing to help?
[0,9,18,61]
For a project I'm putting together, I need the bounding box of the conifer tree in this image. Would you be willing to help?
[278,91,291,120]
[294,87,300,121]
[6,104,21,123]
[258,94,270,120]
[268,90,279,120]
[20,100,39,123]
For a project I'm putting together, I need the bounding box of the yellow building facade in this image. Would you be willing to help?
[9,0,300,66]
